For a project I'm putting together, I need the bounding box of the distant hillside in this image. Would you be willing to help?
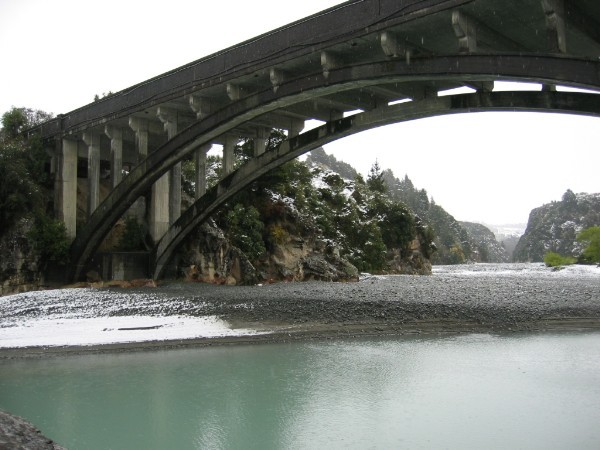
[306,148,358,181]
[308,150,507,265]
[459,222,510,263]
[513,190,600,262]
[486,224,526,260]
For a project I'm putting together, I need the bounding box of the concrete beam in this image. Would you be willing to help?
[380,31,412,63]
[82,131,101,217]
[104,125,123,188]
[542,0,567,53]
[55,138,78,240]
[452,10,477,53]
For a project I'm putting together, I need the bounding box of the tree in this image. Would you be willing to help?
[28,213,70,268]
[0,140,43,229]
[366,160,386,193]
[1,107,53,231]
[225,204,266,261]
[577,226,600,264]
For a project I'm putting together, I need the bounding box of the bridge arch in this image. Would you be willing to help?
[151,89,600,278]
[67,54,600,280]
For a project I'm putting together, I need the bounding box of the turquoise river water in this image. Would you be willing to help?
[1,332,600,449]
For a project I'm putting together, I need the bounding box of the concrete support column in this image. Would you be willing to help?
[452,10,477,53]
[290,120,305,138]
[105,125,123,188]
[542,0,566,53]
[54,138,78,240]
[195,144,211,200]
[129,117,149,161]
[128,117,149,222]
[189,95,212,119]
[254,127,269,157]
[223,136,236,176]
[157,107,181,226]
[83,131,101,218]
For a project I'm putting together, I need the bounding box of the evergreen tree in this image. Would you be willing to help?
[366,160,386,193]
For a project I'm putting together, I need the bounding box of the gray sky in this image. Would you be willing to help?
[1,0,598,225]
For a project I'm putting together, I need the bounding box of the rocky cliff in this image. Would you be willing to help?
[513,190,600,262]
[0,217,44,296]
[459,222,510,263]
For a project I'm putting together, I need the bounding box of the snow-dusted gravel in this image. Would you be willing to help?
[1,263,599,349]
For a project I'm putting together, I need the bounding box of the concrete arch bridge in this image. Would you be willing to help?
[29,0,600,281]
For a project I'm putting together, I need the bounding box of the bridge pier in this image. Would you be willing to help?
[157,107,182,230]
[223,135,236,175]
[54,138,78,240]
[195,144,211,200]
[105,125,123,188]
[254,127,269,157]
[83,131,101,218]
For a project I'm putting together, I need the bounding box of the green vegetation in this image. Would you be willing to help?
[577,226,600,264]
[542,226,600,267]
[184,133,433,273]
[0,108,53,231]
[1,107,72,268]
[543,251,576,267]
[28,213,70,267]
[118,217,147,251]
[225,204,266,260]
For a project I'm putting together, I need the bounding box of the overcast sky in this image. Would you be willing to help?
[1,0,598,225]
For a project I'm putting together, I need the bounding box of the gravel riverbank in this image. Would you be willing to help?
[1,264,599,358]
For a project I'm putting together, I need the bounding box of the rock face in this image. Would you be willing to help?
[514,191,600,262]
[386,237,432,275]
[0,217,44,296]
[179,217,359,285]
[459,221,510,263]
[0,410,65,450]
[179,221,260,285]
[263,231,359,282]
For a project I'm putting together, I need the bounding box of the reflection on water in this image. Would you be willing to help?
[1,332,599,449]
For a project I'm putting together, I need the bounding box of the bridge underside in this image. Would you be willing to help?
[27,0,600,281]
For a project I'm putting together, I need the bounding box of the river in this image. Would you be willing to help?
[0,332,599,449]
[1,263,599,449]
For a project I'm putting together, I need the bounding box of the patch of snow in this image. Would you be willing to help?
[359,273,387,282]
[0,315,265,349]
[433,263,600,278]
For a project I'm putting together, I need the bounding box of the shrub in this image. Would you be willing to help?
[544,251,576,267]
[577,226,600,264]
[28,213,70,267]
[118,217,147,251]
